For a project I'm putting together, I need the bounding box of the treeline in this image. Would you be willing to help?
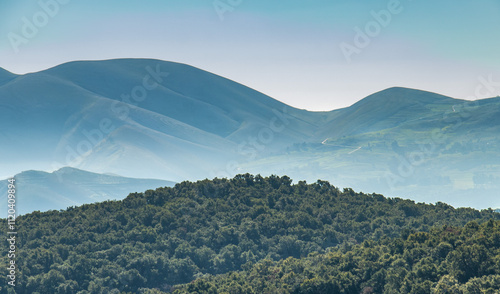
[0,174,499,293]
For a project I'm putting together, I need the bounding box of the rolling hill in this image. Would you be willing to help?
[0,59,326,182]
[0,58,499,208]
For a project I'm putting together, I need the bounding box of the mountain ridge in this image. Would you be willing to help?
[0,60,470,113]
[0,167,175,217]
[0,67,17,85]
[0,58,499,208]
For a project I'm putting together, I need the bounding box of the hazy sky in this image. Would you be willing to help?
[1,0,499,110]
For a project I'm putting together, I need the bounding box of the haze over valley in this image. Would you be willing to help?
[1,59,499,211]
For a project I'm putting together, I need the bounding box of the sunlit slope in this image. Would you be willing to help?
[247,89,500,209]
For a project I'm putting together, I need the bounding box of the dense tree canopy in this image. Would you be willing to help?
[0,174,498,293]
[175,220,500,293]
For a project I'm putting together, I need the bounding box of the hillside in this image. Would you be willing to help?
[1,175,498,293]
[0,68,16,85]
[175,220,500,293]
[1,59,499,208]
[315,87,459,139]
[238,88,500,209]
[0,167,175,217]
[0,59,324,181]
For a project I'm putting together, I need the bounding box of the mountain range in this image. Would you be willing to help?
[0,167,174,217]
[0,58,499,209]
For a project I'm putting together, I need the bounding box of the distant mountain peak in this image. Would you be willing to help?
[378,86,427,93]
[53,166,87,175]
[353,87,456,108]
[1,167,175,216]
[16,167,81,176]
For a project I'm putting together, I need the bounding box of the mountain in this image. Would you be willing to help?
[239,88,500,209]
[0,59,499,208]
[315,87,459,139]
[0,59,326,181]
[0,167,175,217]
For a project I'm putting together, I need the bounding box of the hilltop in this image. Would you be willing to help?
[1,175,499,293]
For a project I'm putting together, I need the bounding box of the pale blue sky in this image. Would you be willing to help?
[1,0,499,110]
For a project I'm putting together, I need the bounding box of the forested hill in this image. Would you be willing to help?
[1,175,499,293]
[175,220,500,293]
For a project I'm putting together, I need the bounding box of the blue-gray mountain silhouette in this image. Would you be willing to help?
[1,59,499,209]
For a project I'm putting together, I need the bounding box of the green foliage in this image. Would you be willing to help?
[175,221,500,293]
[0,174,498,293]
